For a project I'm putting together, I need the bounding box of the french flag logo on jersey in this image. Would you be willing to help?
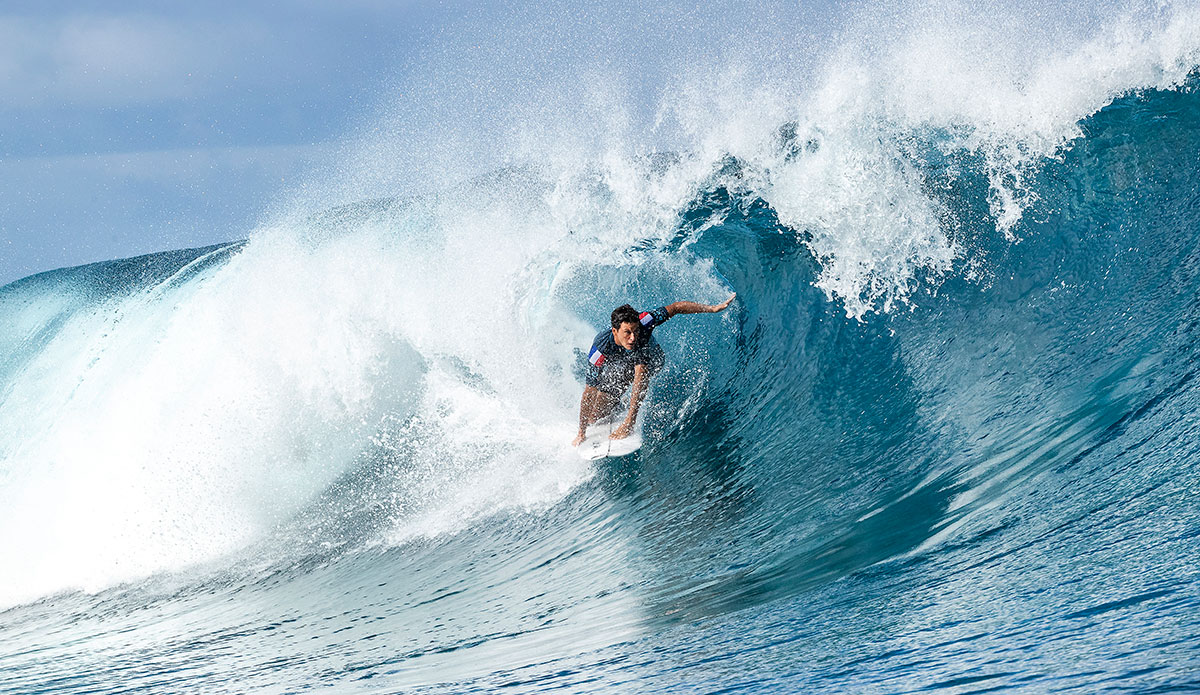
[588,346,606,367]
[639,311,654,326]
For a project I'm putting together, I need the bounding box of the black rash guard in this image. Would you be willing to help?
[585,306,670,396]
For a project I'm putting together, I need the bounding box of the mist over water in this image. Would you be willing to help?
[2,1,1200,692]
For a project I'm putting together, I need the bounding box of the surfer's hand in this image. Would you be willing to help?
[572,432,586,447]
[610,421,633,440]
[711,293,736,312]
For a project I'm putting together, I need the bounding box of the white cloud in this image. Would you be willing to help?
[0,141,332,188]
[0,13,273,106]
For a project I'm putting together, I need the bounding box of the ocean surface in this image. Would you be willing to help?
[2,3,1200,692]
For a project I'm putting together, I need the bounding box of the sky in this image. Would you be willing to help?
[0,0,1164,287]
[0,0,854,287]
[0,0,469,285]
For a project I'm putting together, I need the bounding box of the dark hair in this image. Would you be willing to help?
[611,304,640,329]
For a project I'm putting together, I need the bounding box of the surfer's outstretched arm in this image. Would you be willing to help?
[665,293,736,317]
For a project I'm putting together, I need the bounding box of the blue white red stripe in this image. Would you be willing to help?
[639,311,654,326]
[588,346,606,366]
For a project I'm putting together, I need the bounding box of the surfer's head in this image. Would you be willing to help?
[610,304,641,350]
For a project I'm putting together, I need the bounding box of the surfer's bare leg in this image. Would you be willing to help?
[573,386,619,446]
[611,364,649,440]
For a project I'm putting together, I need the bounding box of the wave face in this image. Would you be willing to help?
[2,4,1200,693]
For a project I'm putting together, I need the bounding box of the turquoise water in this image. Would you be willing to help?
[2,7,1200,693]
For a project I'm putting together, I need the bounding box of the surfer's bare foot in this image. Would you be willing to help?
[571,432,585,447]
[610,422,633,440]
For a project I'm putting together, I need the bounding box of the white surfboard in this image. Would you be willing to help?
[577,416,643,460]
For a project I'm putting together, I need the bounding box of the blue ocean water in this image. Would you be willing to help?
[2,7,1200,693]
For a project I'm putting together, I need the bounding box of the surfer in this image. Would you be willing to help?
[572,294,736,446]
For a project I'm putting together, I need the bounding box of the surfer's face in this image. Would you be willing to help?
[612,322,639,350]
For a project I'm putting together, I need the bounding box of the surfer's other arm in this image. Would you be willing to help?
[610,364,649,440]
[664,293,736,317]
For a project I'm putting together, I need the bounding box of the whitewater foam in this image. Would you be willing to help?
[2,0,1199,610]
[0,233,427,606]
